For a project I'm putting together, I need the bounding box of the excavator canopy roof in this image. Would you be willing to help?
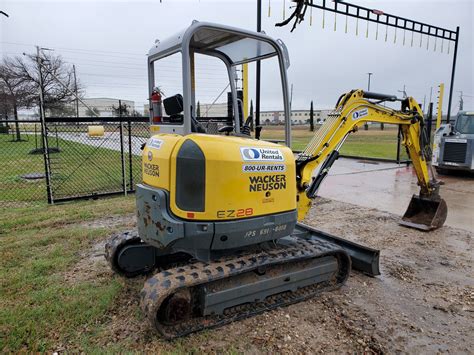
[148,21,289,67]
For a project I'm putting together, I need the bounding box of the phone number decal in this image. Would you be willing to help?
[242,164,286,173]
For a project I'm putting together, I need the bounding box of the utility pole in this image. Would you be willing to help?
[365,72,372,130]
[36,46,54,204]
[458,91,464,111]
[30,52,99,117]
[73,64,79,117]
[367,72,372,91]
[398,84,407,98]
[255,0,262,139]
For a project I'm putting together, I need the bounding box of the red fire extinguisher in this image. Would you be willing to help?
[150,87,163,123]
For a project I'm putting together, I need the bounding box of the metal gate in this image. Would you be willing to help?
[43,117,149,203]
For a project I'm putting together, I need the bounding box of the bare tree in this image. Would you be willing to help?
[131,109,142,117]
[112,103,130,116]
[10,51,83,117]
[0,57,34,140]
[48,103,76,117]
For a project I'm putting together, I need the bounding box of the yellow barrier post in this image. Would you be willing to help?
[436,83,444,129]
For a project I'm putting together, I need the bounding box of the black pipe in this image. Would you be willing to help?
[396,125,402,163]
[255,0,261,139]
[119,100,126,194]
[427,102,434,146]
[447,26,460,123]
[128,121,133,191]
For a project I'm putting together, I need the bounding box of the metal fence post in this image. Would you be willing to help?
[396,125,402,164]
[447,26,460,123]
[119,100,127,196]
[128,120,133,192]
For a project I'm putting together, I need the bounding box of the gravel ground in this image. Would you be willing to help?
[64,198,473,353]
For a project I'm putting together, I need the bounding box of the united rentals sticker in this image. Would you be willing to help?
[240,147,284,162]
[148,137,164,150]
[351,108,369,120]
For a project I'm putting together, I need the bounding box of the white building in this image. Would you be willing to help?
[198,103,228,118]
[259,109,332,125]
[143,102,228,118]
[78,98,135,117]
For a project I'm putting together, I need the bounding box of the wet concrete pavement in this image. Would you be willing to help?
[317,158,473,231]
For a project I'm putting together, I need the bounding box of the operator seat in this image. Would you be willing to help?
[163,94,184,124]
[163,94,205,133]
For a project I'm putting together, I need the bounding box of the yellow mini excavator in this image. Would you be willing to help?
[105,22,447,339]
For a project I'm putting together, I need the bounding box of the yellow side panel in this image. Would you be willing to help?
[170,134,297,221]
[142,134,181,191]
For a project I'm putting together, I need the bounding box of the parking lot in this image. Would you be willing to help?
[318,158,473,230]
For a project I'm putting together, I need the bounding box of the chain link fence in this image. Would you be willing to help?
[0,117,149,205]
[0,120,48,205]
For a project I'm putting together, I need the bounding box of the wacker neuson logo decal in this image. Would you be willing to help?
[240,147,284,162]
[249,174,287,192]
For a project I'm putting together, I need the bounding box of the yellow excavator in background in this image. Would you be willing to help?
[105,22,447,339]
[295,89,447,229]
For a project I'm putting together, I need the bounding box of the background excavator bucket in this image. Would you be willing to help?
[400,195,448,231]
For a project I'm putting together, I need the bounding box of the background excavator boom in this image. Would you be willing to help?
[295,89,447,230]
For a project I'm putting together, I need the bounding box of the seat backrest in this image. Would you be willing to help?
[163,94,184,116]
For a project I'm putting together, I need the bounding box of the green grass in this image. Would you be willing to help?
[0,133,142,203]
[0,196,246,352]
[260,125,409,160]
[0,197,136,352]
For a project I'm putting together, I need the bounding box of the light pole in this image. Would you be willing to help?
[367,72,373,91]
[0,11,8,126]
[365,72,373,130]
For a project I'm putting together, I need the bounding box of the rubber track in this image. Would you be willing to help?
[140,238,351,339]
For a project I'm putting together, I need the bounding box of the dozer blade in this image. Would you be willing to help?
[400,195,448,231]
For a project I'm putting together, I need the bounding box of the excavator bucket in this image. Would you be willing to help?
[400,195,448,231]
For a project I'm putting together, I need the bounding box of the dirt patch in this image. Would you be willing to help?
[61,198,473,353]
[63,214,136,284]
[79,213,136,229]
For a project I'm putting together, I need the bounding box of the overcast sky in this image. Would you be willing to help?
[1,0,473,114]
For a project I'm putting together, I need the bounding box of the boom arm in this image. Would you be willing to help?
[295,89,443,224]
